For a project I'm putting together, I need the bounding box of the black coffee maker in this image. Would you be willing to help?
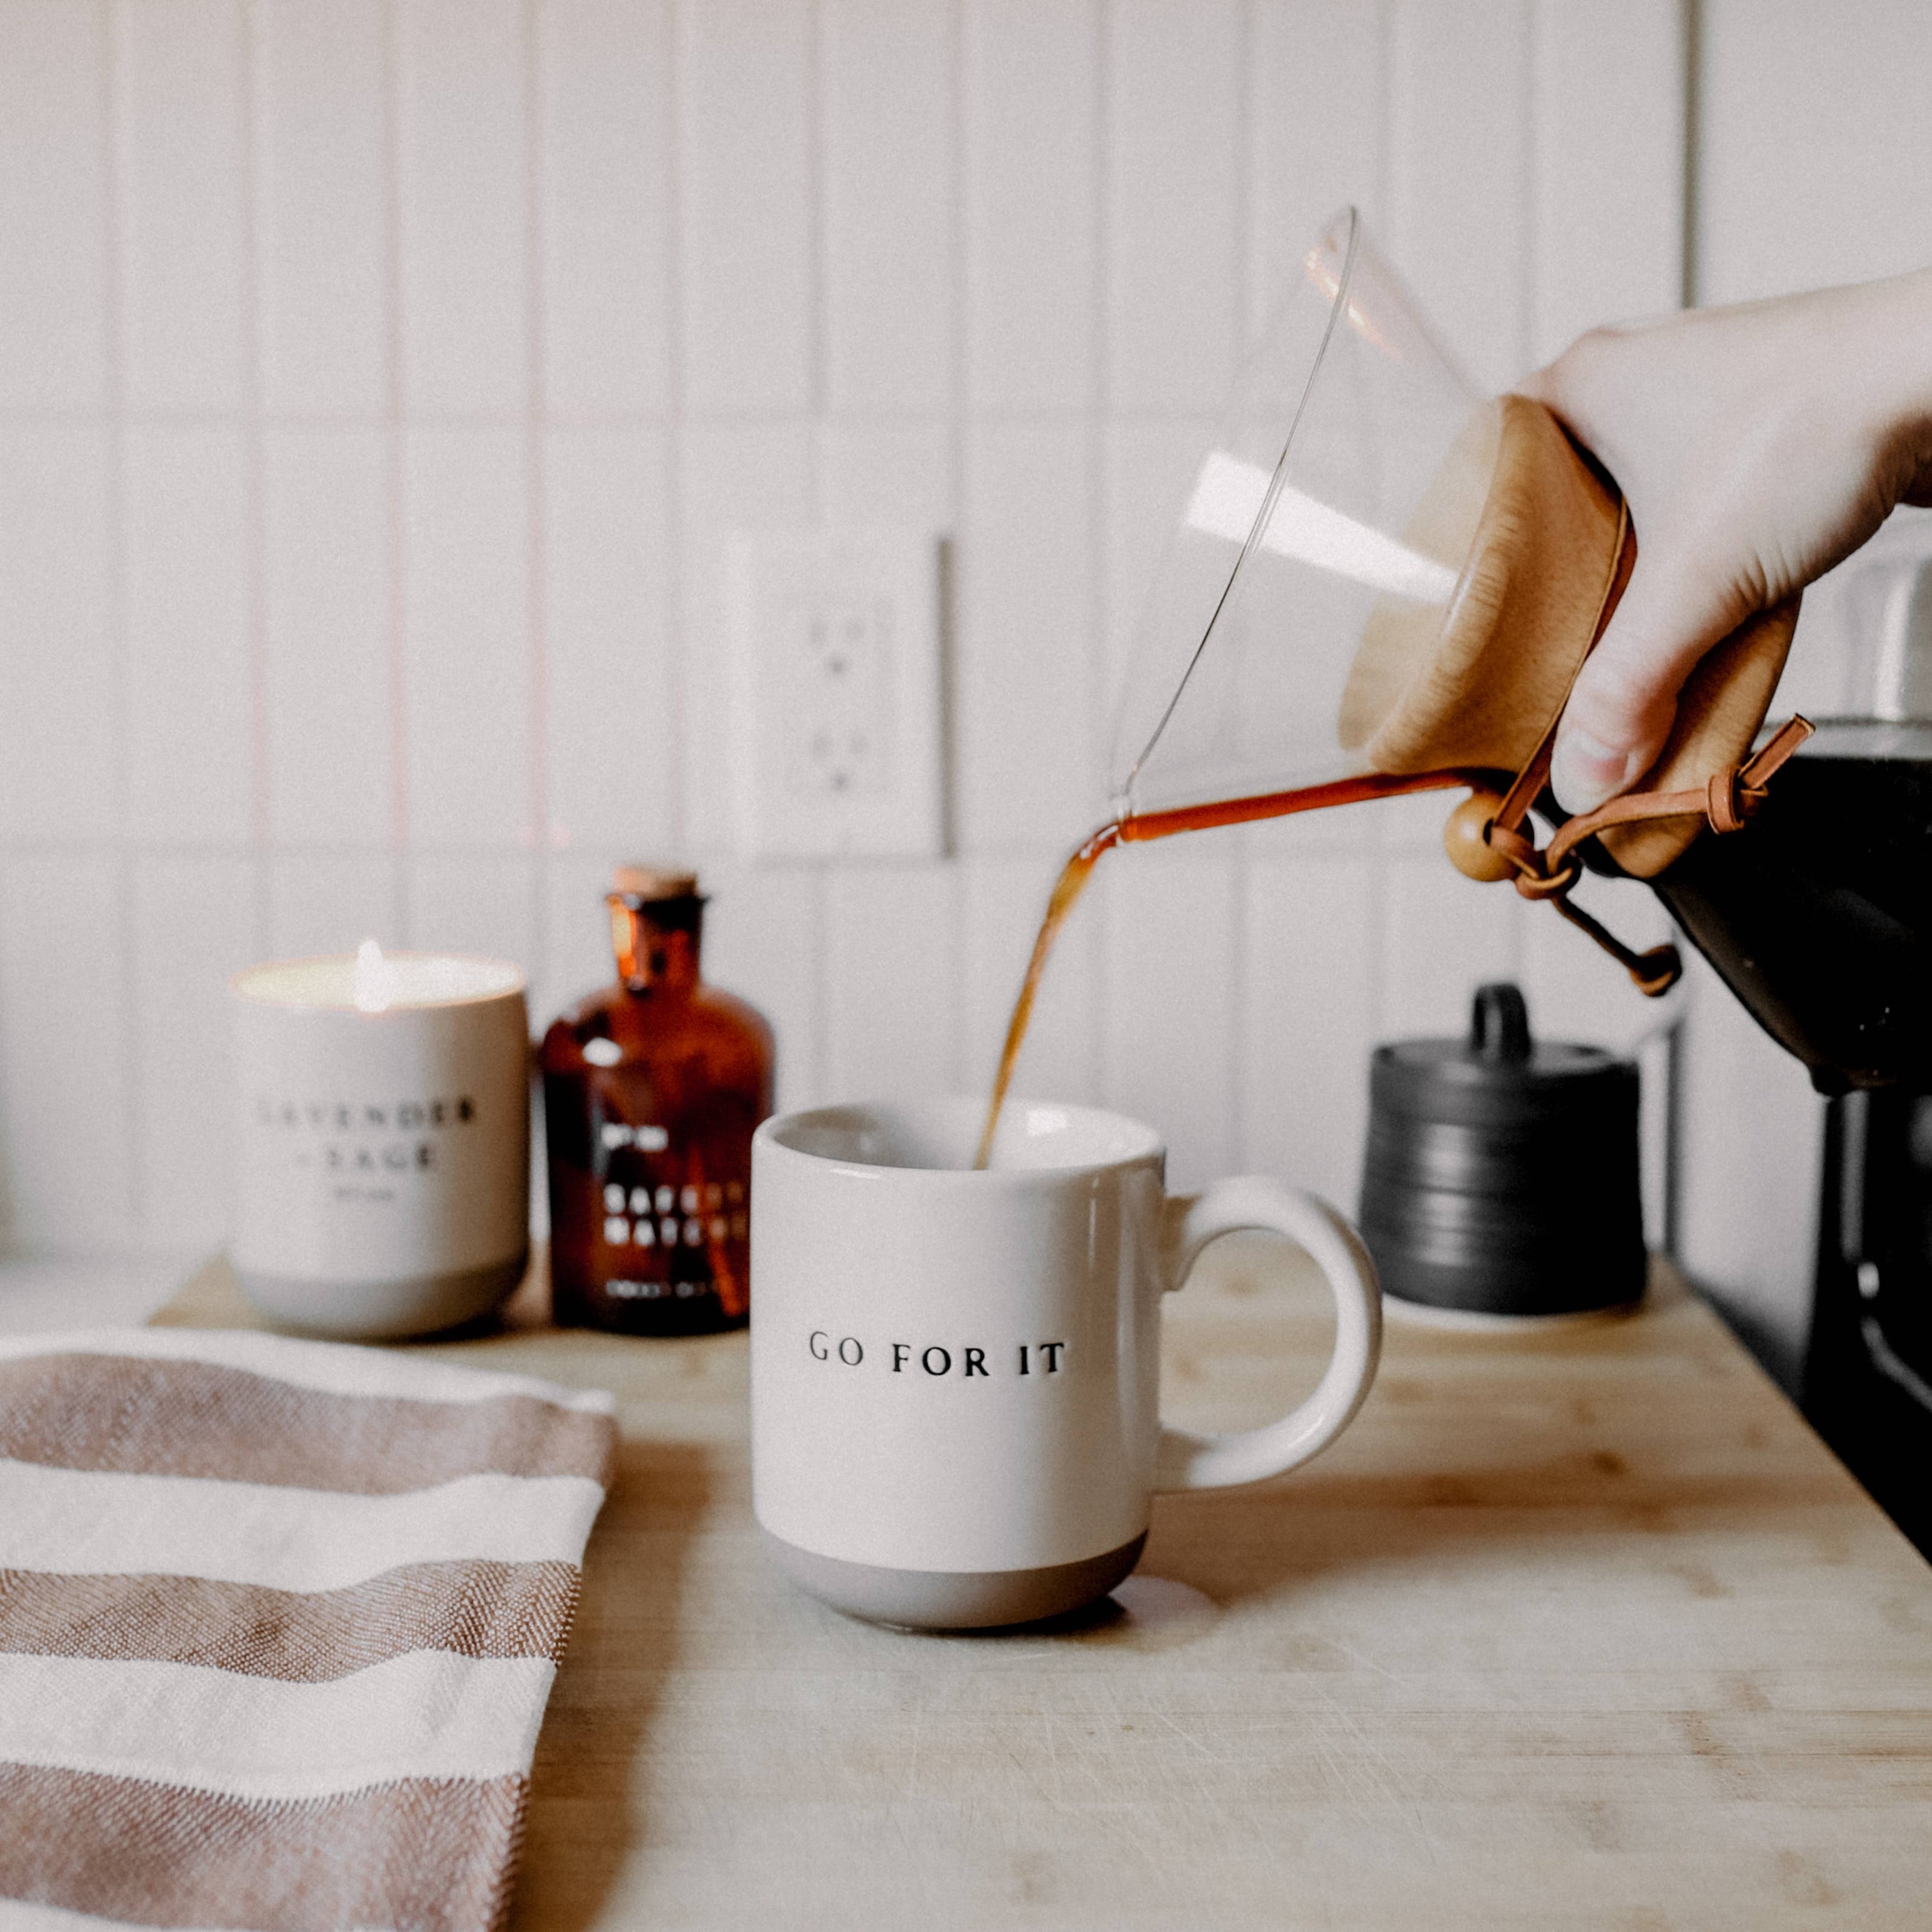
[1623,530,1932,1553]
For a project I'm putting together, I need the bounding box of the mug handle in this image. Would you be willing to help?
[1154,1176,1382,1492]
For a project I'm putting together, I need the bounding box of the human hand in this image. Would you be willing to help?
[1524,268,1932,815]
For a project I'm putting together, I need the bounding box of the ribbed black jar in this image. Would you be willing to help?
[1358,982,1644,1316]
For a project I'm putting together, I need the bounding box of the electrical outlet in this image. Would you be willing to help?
[726,529,944,859]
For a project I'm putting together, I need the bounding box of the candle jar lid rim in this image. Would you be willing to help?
[231,951,528,1011]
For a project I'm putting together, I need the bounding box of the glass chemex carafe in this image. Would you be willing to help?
[984,208,1815,1159]
[1108,205,1805,962]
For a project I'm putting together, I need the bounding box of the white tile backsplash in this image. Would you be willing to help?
[677,420,817,855]
[543,425,674,854]
[122,423,254,848]
[1101,843,1237,1189]
[1700,0,1932,302]
[1242,851,1379,1212]
[0,424,116,843]
[962,0,1098,412]
[678,0,816,415]
[1104,0,1245,412]
[1528,0,1682,363]
[956,417,1095,853]
[701,860,824,1113]
[1381,851,1522,1038]
[1387,0,1532,389]
[1676,951,1825,1392]
[0,0,108,411]
[822,0,956,414]
[0,854,135,1252]
[117,0,250,412]
[824,860,962,1098]
[255,0,389,415]
[406,850,537,969]
[1247,0,1385,338]
[132,852,258,1249]
[539,846,623,1026]
[397,0,528,415]
[0,0,1919,1396]
[263,424,391,847]
[266,851,402,959]
[819,418,954,532]
[538,0,673,418]
[401,424,531,848]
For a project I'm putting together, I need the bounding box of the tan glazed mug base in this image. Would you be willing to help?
[761,1527,1148,1631]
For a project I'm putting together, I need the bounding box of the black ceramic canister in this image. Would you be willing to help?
[1358,982,1645,1317]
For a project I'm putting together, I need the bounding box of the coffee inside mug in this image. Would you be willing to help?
[766,1098,1160,1174]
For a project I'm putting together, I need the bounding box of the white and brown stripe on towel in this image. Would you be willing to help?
[0,1328,617,1932]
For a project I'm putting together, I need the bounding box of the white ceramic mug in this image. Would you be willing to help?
[750,1096,1381,1628]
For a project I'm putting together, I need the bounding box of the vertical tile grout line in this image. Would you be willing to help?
[102,0,144,1247]
[806,0,828,427]
[524,0,550,1011]
[382,0,411,939]
[1679,0,1701,310]
[1519,0,1540,382]
[1226,0,1255,1171]
[1372,0,1392,225]
[1671,0,1701,1233]
[240,0,270,962]
[1086,0,1110,1110]
[1365,0,1395,1049]
[1503,0,1538,988]
[945,0,967,1093]
[805,0,829,1105]
[664,0,688,858]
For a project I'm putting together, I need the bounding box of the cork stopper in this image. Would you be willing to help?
[611,863,699,902]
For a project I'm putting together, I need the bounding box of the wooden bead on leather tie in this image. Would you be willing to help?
[1442,789,1516,882]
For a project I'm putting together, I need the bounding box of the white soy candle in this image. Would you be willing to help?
[230,943,531,1338]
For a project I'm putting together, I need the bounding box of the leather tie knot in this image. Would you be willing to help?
[1483,820,1578,901]
[1485,822,1540,872]
[1706,767,1748,834]
[1512,862,1580,902]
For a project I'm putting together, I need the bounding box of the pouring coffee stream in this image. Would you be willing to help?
[973,720,1818,1171]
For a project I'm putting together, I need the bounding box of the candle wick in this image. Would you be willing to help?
[353,938,392,1014]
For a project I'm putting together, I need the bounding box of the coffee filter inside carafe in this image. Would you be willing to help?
[1108,206,1494,819]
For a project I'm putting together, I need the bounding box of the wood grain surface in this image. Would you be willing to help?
[156,1244,1932,1931]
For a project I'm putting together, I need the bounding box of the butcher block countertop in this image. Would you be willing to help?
[158,1245,1932,1931]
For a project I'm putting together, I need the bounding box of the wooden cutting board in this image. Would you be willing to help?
[156,1245,1932,1930]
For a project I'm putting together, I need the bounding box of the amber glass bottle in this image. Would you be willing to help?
[542,867,773,1335]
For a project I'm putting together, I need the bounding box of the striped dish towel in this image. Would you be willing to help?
[0,1326,616,1932]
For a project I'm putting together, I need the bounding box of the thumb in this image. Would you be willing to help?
[1549,545,1754,816]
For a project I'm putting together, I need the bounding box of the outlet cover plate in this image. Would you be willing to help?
[726,528,944,860]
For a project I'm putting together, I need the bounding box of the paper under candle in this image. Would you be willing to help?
[230,944,531,1338]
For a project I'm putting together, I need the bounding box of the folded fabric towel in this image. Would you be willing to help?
[0,1326,617,1932]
